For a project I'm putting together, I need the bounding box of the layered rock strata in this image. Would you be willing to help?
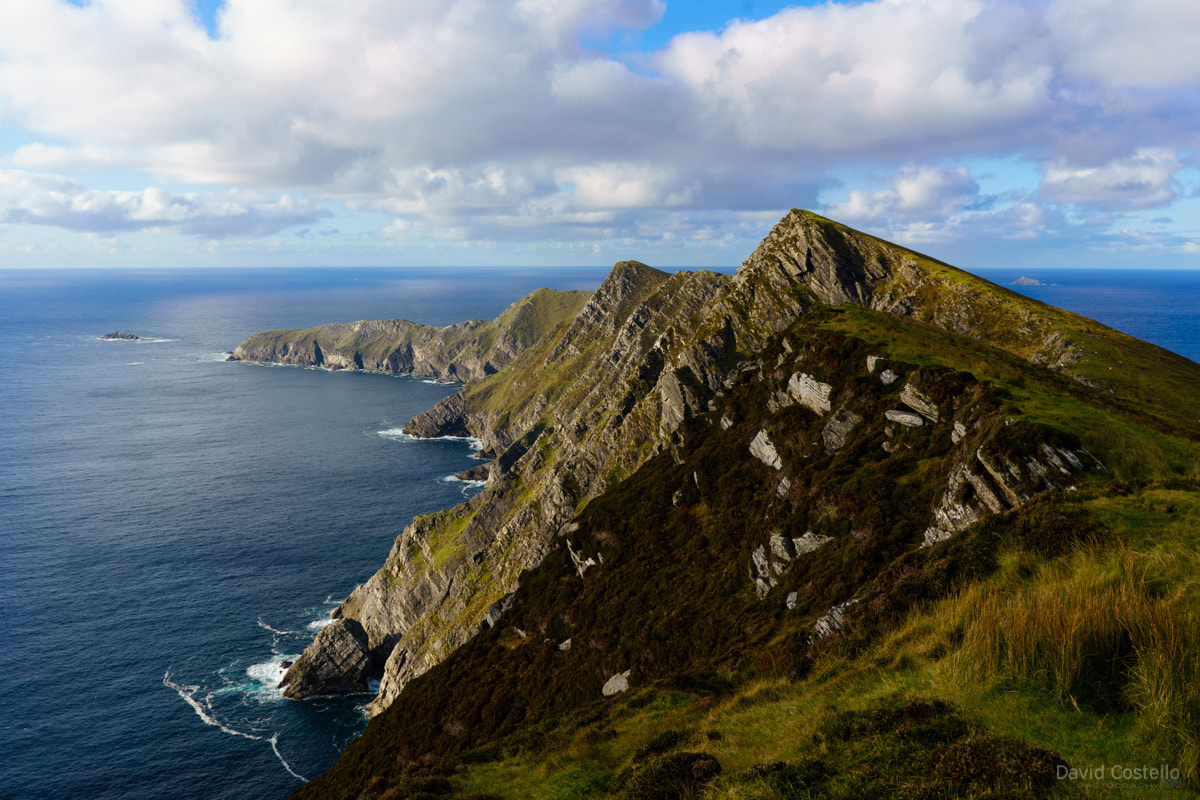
[276,210,1131,715]
[228,287,589,382]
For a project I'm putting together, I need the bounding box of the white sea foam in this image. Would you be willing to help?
[163,669,262,741]
[165,668,307,782]
[440,474,487,496]
[441,473,487,487]
[246,658,291,698]
[375,428,484,451]
[270,733,309,782]
[125,362,144,366]
[306,617,336,631]
[376,427,416,440]
[256,617,300,636]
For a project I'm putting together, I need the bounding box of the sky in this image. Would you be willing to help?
[1,0,1199,270]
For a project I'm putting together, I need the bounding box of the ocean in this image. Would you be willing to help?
[0,265,1197,800]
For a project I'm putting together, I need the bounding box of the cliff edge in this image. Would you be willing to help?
[280,210,1200,717]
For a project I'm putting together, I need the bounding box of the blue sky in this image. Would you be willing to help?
[2,0,1199,269]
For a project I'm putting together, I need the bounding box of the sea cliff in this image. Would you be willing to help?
[266,210,1199,716]
[229,211,1200,798]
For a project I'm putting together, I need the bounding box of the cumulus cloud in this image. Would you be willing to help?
[0,0,1199,256]
[1040,148,1181,210]
[0,170,329,236]
[656,0,1053,156]
[829,165,981,223]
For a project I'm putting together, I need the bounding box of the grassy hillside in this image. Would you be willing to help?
[294,304,1200,799]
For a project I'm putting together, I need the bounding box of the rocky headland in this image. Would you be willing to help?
[224,211,1200,799]
[227,286,589,382]
[267,210,1195,716]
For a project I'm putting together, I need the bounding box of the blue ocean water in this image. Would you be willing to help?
[975,268,1200,362]
[0,267,605,800]
[0,265,1196,800]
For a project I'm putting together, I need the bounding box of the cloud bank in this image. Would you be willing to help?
[0,0,1197,263]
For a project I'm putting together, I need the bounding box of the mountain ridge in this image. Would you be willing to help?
[225,210,1200,798]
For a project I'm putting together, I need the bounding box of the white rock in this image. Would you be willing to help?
[900,383,939,422]
[769,532,793,561]
[814,599,859,638]
[952,421,967,444]
[602,670,631,696]
[788,373,833,414]
[749,429,783,470]
[792,531,831,556]
[879,369,898,385]
[885,409,925,428]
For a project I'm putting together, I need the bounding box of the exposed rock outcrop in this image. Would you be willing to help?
[922,441,1102,547]
[788,372,832,414]
[279,619,376,697]
[278,210,1135,716]
[749,430,783,470]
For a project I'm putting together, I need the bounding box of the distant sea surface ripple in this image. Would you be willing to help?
[0,265,1194,799]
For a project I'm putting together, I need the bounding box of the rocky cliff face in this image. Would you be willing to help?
[227,286,590,382]
[281,210,1138,717]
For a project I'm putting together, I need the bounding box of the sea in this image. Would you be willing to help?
[0,265,1197,800]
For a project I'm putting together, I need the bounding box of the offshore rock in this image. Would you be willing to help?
[279,619,375,698]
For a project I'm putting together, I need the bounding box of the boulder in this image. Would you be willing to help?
[787,372,832,414]
[821,407,863,451]
[749,429,782,470]
[602,670,631,696]
[900,383,940,422]
[885,409,925,428]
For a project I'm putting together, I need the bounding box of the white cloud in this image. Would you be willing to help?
[1,0,1200,261]
[1046,0,1200,87]
[1040,148,1181,210]
[656,0,1054,155]
[0,170,329,236]
[828,164,980,223]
